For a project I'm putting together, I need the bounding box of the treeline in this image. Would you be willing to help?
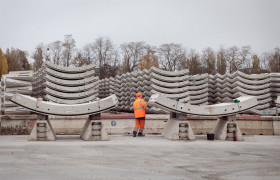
[1,34,280,79]
[0,48,31,78]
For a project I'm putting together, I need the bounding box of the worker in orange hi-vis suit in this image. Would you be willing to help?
[133,92,148,137]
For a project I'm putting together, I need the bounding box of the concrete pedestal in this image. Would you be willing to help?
[162,113,195,140]
[28,114,56,141]
[211,115,244,141]
[80,114,109,141]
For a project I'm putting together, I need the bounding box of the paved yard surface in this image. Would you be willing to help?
[0,135,280,180]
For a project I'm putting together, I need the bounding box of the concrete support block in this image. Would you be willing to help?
[80,114,109,141]
[211,115,244,141]
[162,113,195,140]
[28,115,56,141]
[273,119,280,135]
[237,119,273,135]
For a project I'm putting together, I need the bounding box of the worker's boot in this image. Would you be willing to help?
[138,132,145,137]
[133,131,137,137]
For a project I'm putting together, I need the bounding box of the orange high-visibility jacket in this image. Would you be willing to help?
[133,97,147,118]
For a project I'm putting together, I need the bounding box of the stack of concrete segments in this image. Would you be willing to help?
[99,67,203,113]
[32,61,99,104]
[187,74,209,105]
[149,67,189,104]
[208,71,271,110]
[116,71,153,112]
[270,73,280,107]
[98,77,115,99]
[1,71,33,114]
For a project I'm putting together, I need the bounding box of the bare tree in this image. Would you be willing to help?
[91,36,119,79]
[72,50,85,67]
[138,54,159,70]
[158,43,186,71]
[225,46,239,73]
[201,47,216,74]
[120,41,146,73]
[269,48,280,72]
[62,34,76,67]
[72,44,94,67]
[49,41,63,65]
[32,44,44,71]
[178,53,187,70]
[259,52,271,71]
[252,54,260,70]
[5,48,30,71]
[186,49,202,75]
[82,44,95,65]
[217,47,227,74]
[238,45,252,69]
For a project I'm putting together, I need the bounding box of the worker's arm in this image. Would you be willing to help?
[142,99,148,109]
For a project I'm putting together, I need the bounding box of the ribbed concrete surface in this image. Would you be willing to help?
[0,135,280,180]
[1,71,33,114]
[32,62,98,104]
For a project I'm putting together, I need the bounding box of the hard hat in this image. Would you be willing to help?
[136,92,142,97]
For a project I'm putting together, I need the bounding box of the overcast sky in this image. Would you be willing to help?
[0,0,279,62]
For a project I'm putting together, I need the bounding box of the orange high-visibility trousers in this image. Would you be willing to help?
[134,119,145,132]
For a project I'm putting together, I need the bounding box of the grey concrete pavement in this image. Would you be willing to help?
[0,135,280,180]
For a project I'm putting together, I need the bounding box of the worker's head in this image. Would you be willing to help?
[136,92,142,98]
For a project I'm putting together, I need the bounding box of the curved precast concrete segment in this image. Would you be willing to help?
[189,89,208,97]
[44,61,95,73]
[209,87,232,94]
[151,90,189,99]
[232,76,270,85]
[188,83,208,91]
[178,96,191,103]
[6,87,32,95]
[44,67,96,80]
[45,74,98,87]
[230,71,269,80]
[232,86,270,95]
[140,69,150,75]
[257,98,272,105]
[138,74,151,80]
[45,94,97,104]
[45,81,98,93]
[276,96,280,105]
[270,77,280,82]
[221,92,235,98]
[271,93,280,97]
[4,93,14,100]
[4,106,30,114]
[232,92,271,100]
[189,74,208,81]
[11,93,118,116]
[190,96,209,105]
[4,71,33,81]
[149,67,189,77]
[218,76,270,85]
[232,81,270,90]
[209,92,223,99]
[151,78,188,88]
[4,100,17,107]
[189,78,208,86]
[150,73,189,82]
[151,84,188,94]
[44,87,98,99]
[5,78,32,88]
[271,87,280,92]
[256,103,270,110]
[212,73,227,79]
[148,94,258,116]
[189,92,209,100]
[270,73,280,82]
